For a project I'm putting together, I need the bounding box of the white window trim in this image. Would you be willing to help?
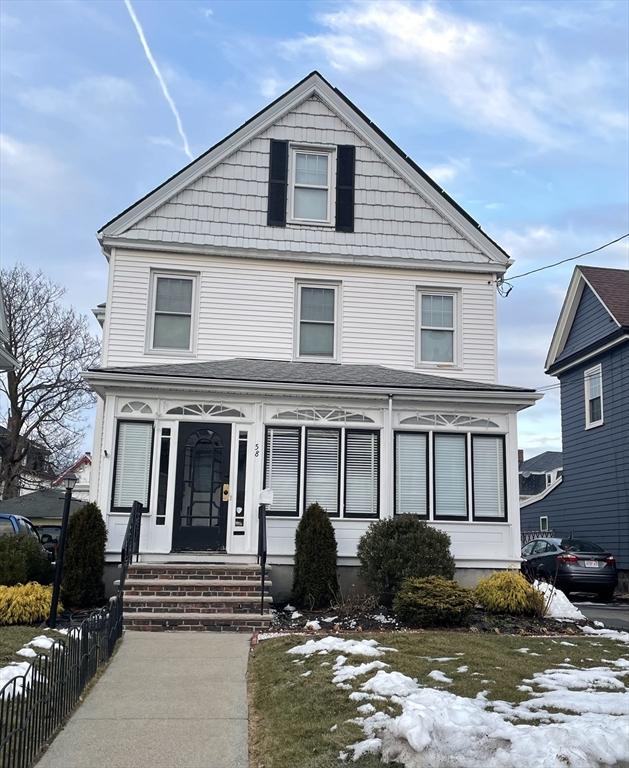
[294,280,341,362]
[146,271,198,356]
[288,145,336,227]
[416,288,462,369]
[584,363,604,429]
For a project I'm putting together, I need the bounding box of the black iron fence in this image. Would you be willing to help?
[0,500,143,768]
[521,529,555,544]
[0,597,123,768]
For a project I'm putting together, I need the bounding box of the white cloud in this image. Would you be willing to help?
[259,77,281,99]
[281,1,626,148]
[426,157,469,185]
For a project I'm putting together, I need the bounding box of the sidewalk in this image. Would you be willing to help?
[36,631,250,768]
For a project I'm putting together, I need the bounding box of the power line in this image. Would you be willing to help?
[496,232,629,296]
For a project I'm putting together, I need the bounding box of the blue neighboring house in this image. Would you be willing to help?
[520,265,629,586]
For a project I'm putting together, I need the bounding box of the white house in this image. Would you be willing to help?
[86,72,539,607]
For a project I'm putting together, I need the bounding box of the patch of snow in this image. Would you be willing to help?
[535,581,586,621]
[290,611,302,620]
[300,670,312,678]
[321,616,338,623]
[428,670,453,684]
[420,656,457,662]
[16,648,37,659]
[333,660,389,686]
[373,614,396,624]
[304,620,321,631]
[582,626,629,644]
[559,641,577,647]
[357,703,376,715]
[347,737,382,760]
[28,635,56,650]
[456,665,468,674]
[594,620,605,628]
[283,604,296,612]
[287,636,396,658]
[330,724,338,732]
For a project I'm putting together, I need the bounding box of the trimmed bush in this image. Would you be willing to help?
[0,582,60,625]
[61,502,107,609]
[475,570,545,616]
[357,515,455,603]
[393,576,475,627]
[292,502,338,609]
[0,533,53,587]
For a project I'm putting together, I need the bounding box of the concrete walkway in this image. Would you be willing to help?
[36,632,250,768]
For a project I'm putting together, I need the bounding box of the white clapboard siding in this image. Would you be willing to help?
[105,250,498,382]
[122,96,486,264]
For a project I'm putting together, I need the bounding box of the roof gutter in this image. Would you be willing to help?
[82,370,541,409]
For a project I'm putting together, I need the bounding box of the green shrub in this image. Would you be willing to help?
[0,533,53,586]
[61,502,107,609]
[0,582,60,625]
[292,502,338,609]
[475,571,545,616]
[357,516,455,603]
[393,576,475,627]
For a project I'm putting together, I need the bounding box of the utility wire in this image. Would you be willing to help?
[496,233,628,296]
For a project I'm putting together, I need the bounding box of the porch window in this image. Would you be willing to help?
[418,291,457,364]
[264,426,379,518]
[344,430,380,518]
[305,429,340,516]
[150,274,195,351]
[264,427,301,516]
[296,283,338,359]
[394,432,428,517]
[584,364,603,428]
[471,435,506,520]
[112,420,154,512]
[433,433,467,519]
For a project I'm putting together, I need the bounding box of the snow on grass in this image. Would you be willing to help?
[28,635,56,650]
[287,636,396,658]
[420,656,458,662]
[582,626,629,644]
[535,581,586,621]
[304,620,321,631]
[428,670,453,684]
[456,665,469,673]
[15,647,37,659]
[288,635,629,767]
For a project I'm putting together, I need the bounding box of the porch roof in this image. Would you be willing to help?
[88,358,534,394]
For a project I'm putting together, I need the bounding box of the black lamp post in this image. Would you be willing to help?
[48,473,78,629]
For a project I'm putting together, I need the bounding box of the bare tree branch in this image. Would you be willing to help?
[0,265,100,498]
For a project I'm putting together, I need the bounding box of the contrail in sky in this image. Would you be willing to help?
[123,0,193,160]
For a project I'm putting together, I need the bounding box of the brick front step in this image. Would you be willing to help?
[124,579,270,598]
[124,595,273,615]
[123,611,273,632]
[127,563,270,582]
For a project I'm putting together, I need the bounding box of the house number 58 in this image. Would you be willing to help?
[254,443,260,457]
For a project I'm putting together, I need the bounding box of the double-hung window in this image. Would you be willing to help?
[584,364,603,428]
[150,274,196,352]
[291,149,333,224]
[111,420,154,512]
[418,291,457,364]
[296,282,338,359]
[471,435,506,520]
[264,426,379,518]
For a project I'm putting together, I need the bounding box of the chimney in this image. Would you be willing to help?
[518,449,524,465]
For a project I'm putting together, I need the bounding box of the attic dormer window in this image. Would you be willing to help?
[290,148,334,224]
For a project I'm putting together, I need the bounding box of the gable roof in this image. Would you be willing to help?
[519,451,563,473]
[0,489,83,519]
[86,357,534,394]
[579,266,629,328]
[98,71,509,268]
[545,265,629,372]
[52,453,92,488]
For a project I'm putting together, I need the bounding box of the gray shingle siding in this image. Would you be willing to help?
[521,341,629,568]
[557,285,617,362]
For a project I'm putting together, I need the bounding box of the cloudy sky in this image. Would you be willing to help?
[1,0,628,456]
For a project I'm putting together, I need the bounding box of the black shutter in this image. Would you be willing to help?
[267,140,288,227]
[335,145,355,232]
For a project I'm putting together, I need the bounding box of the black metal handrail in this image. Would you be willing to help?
[257,504,267,615]
[0,599,123,768]
[119,500,143,592]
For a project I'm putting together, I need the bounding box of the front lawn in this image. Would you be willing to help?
[0,625,65,667]
[249,630,629,768]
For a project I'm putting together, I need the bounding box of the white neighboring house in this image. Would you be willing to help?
[52,453,92,502]
[85,72,539,593]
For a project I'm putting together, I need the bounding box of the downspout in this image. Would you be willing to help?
[389,394,393,518]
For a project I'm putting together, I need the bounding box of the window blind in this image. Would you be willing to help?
[472,436,505,519]
[112,421,153,510]
[264,428,300,516]
[305,429,340,516]
[344,431,379,517]
[434,433,467,518]
[395,432,428,516]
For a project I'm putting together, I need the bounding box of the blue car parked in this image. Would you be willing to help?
[0,513,45,544]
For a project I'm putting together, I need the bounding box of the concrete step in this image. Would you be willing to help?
[124,579,272,598]
[124,595,273,615]
[123,611,273,632]
[127,563,270,582]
